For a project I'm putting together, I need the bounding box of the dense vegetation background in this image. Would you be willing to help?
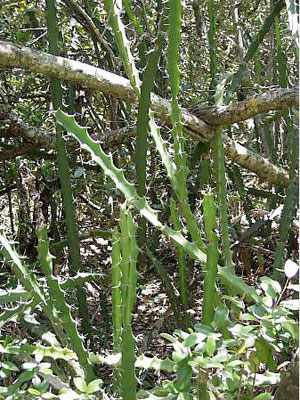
[0,0,298,399]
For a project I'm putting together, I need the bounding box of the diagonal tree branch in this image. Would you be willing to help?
[0,41,293,187]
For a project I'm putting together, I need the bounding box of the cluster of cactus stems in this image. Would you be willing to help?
[55,110,262,305]
[166,1,191,321]
[272,1,298,279]
[111,204,138,399]
[135,7,169,257]
[0,234,62,337]
[37,227,95,382]
[51,0,276,385]
[102,0,204,327]
[0,232,94,381]
[0,1,297,397]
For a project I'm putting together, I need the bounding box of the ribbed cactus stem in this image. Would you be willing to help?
[37,227,95,382]
[202,193,219,325]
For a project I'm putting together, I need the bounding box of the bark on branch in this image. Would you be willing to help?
[190,87,298,125]
[0,107,55,150]
[0,41,292,187]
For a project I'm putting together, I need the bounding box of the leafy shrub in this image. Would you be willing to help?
[0,275,297,399]
[134,277,298,399]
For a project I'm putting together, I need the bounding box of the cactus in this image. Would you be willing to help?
[0,233,65,343]
[170,199,188,315]
[111,227,122,353]
[55,109,263,304]
[208,0,217,91]
[167,0,205,252]
[45,0,90,336]
[111,226,122,391]
[37,227,95,382]
[103,0,141,94]
[202,193,219,325]
[112,203,138,399]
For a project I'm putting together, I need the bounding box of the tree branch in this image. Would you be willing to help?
[189,87,298,125]
[0,106,55,149]
[0,41,292,187]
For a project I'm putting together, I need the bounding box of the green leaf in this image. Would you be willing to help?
[206,336,216,356]
[260,277,281,298]
[174,363,192,392]
[172,349,189,363]
[253,394,272,400]
[240,313,260,322]
[194,324,215,336]
[222,295,244,309]
[160,333,177,343]
[213,306,229,328]
[229,324,256,338]
[28,388,42,395]
[255,371,280,385]
[0,369,10,379]
[73,377,87,393]
[58,388,79,400]
[195,342,206,353]
[281,299,299,310]
[183,333,207,348]
[226,360,244,367]
[255,337,277,371]
[255,337,272,364]
[1,361,19,372]
[249,351,260,373]
[39,368,53,375]
[281,321,299,343]
[86,379,103,394]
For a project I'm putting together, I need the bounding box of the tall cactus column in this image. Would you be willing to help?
[45,0,91,337]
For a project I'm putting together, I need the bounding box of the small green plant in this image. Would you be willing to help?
[134,276,298,400]
[0,335,103,399]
